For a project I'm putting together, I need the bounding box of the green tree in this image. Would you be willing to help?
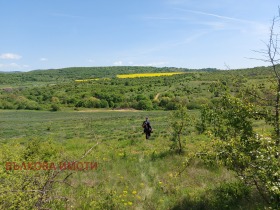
[201,88,279,208]
[170,105,191,154]
[137,100,153,110]
[199,10,280,207]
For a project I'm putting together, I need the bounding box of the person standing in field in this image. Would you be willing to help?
[142,117,152,139]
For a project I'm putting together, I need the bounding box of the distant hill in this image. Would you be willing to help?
[0,66,199,86]
[0,65,275,87]
[0,64,278,111]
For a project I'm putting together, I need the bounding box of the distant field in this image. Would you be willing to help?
[116,72,185,78]
[0,109,170,141]
[75,78,99,82]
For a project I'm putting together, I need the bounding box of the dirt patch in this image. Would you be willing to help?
[154,93,160,100]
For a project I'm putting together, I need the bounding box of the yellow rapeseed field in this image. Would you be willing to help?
[75,78,111,82]
[116,72,185,78]
[75,78,99,82]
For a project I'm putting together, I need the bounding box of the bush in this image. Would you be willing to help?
[0,139,65,209]
[100,99,109,108]
[186,102,201,110]
[84,97,101,108]
[50,104,60,111]
[137,99,153,110]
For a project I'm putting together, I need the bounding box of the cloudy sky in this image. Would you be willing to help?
[0,0,279,71]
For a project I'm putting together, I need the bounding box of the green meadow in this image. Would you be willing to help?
[0,109,266,209]
[0,66,277,209]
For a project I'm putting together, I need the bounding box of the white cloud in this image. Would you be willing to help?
[40,58,48,61]
[0,53,22,60]
[113,61,123,66]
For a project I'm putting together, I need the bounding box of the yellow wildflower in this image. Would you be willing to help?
[132,190,137,195]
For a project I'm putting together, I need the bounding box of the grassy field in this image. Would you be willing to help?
[0,66,278,209]
[0,109,266,209]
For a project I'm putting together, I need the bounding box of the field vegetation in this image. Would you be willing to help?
[2,7,280,210]
[0,109,267,209]
[0,64,279,209]
[0,66,273,112]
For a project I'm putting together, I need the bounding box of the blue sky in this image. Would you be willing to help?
[0,0,279,71]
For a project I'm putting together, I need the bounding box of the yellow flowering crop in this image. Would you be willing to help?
[116,72,185,78]
[75,78,111,82]
[74,78,99,82]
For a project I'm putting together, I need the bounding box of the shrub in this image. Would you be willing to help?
[137,99,153,110]
[50,104,60,111]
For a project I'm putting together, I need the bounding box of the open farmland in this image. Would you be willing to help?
[0,66,278,209]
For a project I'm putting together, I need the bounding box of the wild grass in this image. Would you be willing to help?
[0,110,267,209]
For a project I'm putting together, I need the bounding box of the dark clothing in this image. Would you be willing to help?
[142,120,152,139]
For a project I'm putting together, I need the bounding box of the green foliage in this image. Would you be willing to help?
[206,182,251,209]
[1,64,279,209]
[0,65,274,112]
[201,89,280,208]
[202,94,258,140]
[50,103,61,111]
[170,105,191,153]
[172,181,254,210]
[0,138,66,209]
[137,99,153,110]
[0,110,268,209]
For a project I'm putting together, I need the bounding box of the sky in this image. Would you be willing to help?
[0,0,279,72]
